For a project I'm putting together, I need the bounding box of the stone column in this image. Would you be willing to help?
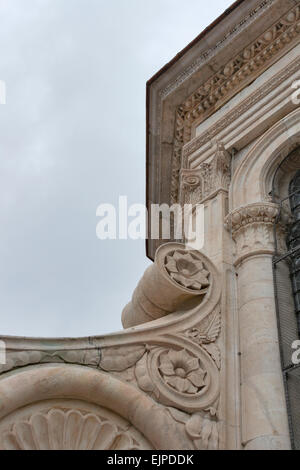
[226,203,291,450]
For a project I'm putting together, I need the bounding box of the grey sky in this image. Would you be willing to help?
[0,0,233,338]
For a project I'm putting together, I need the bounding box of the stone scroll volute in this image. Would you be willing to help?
[0,244,222,450]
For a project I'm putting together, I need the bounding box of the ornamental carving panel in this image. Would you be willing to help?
[171,5,300,204]
[0,401,152,450]
[0,244,222,450]
[225,202,281,264]
[180,142,231,206]
[164,250,210,291]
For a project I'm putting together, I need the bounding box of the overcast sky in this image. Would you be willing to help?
[0,0,233,338]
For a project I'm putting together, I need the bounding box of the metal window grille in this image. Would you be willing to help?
[273,170,300,449]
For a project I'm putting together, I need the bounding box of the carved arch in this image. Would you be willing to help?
[230,108,300,210]
[0,364,194,450]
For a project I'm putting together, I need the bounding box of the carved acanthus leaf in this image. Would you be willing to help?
[186,306,221,345]
[0,348,101,375]
[166,407,219,450]
[201,344,221,370]
[100,345,146,372]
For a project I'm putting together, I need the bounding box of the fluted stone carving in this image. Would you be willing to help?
[0,408,147,450]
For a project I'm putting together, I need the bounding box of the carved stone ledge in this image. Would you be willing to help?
[180,142,231,205]
[225,202,280,265]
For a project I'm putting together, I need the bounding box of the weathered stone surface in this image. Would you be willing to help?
[1,0,299,450]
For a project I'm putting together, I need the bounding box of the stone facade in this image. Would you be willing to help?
[1,0,300,450]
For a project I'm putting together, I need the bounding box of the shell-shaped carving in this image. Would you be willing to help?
[1,409,141,450]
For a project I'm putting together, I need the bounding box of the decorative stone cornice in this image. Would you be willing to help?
[184,57,300,161]
[180,142,231,205]
[159,0,274,99]
[171,4,300,204]
[225,202,280,265]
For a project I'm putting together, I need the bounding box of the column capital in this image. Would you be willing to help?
[225,202,281,266]
[180,142,231,205]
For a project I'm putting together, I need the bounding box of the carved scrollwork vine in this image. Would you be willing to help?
[98,296,222,449]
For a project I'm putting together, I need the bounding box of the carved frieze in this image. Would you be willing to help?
[159,0,274,100]
[0,347,101,375]
[171,4,300,204]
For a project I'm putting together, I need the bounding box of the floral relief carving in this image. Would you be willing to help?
[166,407,219,450]
[164,251,210,291]
[158,350,207,394]
[186,306,221,370]
[187,307,221,345]
[171,5,300,204]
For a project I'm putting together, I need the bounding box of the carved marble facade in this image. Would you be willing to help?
[1,0,300,450]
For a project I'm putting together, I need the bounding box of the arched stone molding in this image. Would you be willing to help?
[230,108,300,210]
[0,364,194,450]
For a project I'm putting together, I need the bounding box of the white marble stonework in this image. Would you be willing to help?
[1,0,300,450]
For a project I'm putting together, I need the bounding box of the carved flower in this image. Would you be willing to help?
[159,350,207,394]
[165,251,210,291]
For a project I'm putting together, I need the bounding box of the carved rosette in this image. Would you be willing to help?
[164,250,210,291]
[225,202,280,265]
[98,341,221,449]
[180,142,231,206]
